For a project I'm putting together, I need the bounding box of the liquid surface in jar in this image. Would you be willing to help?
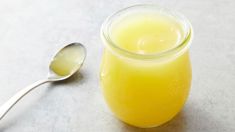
[110,12,184,54]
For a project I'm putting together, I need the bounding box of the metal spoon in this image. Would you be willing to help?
[0,43,86,120]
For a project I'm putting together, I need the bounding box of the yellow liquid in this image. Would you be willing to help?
[111,13,183,54]
[50,45,85,76]
[101,13,191,127]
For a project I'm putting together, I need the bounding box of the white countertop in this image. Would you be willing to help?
[0,0,235,132]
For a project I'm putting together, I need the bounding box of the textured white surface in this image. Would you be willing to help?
[0,0,235,132]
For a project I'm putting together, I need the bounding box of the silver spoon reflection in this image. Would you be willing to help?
[0,43,86,120]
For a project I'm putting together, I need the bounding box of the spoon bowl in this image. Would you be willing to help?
[48,43,86,81]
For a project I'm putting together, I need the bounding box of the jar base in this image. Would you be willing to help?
[114,113,178,129]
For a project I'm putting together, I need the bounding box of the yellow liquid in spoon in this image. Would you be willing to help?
[50,45,85,76]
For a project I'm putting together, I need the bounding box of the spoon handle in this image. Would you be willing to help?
[0,79,49,120]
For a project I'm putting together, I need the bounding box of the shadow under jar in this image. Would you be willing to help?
[100,4,193,128]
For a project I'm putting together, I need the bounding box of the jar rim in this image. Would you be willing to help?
[101,4,193,60]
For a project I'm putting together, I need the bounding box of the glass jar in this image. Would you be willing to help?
[100,4,193,128]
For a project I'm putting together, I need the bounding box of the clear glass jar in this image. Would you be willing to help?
[100,4,193,128]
